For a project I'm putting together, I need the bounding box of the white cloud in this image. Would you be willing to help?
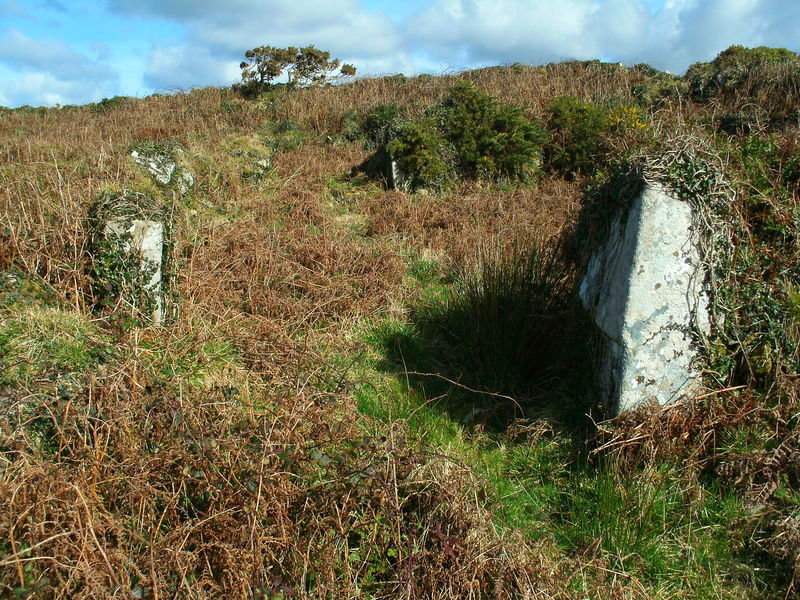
[407,0,799,73]
[0,29,119,106]
[659,0,800,68]
[144,43,240,90]
[4,0,799,105]
[108,0,406,90]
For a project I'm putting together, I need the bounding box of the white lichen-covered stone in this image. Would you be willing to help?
[177,169,195,195]
[131,147,194,195]
[131,150,175,185]
[104,218,166,325]
[579,184,711,414]
[389,159,408,192]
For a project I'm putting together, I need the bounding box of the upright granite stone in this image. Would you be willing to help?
[90,191,171,325]
[579,183,711,414]
[389,159,408,192]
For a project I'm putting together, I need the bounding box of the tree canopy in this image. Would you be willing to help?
[239,45,356,89]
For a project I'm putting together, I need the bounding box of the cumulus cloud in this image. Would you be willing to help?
[0,29,119,106]
[105,0,800,95]
[4,0,799,106]
[658,0,800,69]
[407,0,800,73]
[108,0,406,90]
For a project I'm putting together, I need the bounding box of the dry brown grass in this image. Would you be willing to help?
[0,360,585,598]
[2,60,799,598]
[0,71,593,599]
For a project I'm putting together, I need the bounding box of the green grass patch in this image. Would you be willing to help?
[0,301,111,386]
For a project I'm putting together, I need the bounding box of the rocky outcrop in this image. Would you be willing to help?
[131,144,194,195]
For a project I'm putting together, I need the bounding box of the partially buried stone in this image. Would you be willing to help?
[579,183,711,414]
[131,149,175,185]
[131,144,194,195]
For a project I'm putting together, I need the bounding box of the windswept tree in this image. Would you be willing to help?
[239,45,356,92]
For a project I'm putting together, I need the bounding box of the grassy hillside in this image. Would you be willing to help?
[1,47,799,598]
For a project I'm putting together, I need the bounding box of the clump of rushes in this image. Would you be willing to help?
[417,236,592,424]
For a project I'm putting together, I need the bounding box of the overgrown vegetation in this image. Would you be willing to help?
[352,82,548,190]
[1,44,799,598]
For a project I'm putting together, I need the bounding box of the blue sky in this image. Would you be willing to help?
[0,0,797,107]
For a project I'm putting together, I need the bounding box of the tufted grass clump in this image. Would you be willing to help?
[259,118,310,152]
[0,305,109,386]
[411,237,593,424]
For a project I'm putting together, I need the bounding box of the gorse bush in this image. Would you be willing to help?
[544,96,611,177]
[386,119,452,191]
[437,82,548,181]
[686,45,800,109]
[353,83,547,190]
[342,102,407,149]
[544,96,646,178]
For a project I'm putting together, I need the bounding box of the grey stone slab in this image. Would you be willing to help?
[579,183,711,414]
[104,218,166,325]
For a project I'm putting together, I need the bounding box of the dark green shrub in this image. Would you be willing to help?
[544,96,612,177]
[343,103,407,149]
[631,63,661,77]
[437,82,548,181]
[739,134,800,195]
[355,84,547,191]
[89,96,132,114]
[386,119,452,191]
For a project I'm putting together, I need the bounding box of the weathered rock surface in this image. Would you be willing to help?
[579,183,711,414]
[131,149,175,185]
[104,218,166,324]
[90,191,171,325]
[131,146,194,195]
[389,159,408,192]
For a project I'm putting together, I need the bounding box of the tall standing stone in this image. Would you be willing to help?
[579,183,711,414]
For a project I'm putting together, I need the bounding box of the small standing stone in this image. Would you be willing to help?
[103,218,166,324]
[90,191,172,325]
[389,159,408,192]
